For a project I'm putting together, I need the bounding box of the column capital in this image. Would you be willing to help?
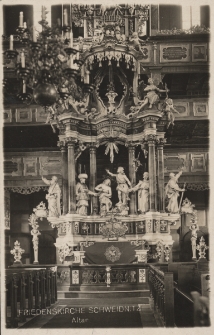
[156,138,167,146]
[66,137,78,146]
[144,134,157,144]
[57,140,66,150]
[89,141,99,150]
[125,140,138,148]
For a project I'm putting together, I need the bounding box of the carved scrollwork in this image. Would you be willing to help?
[5,186,49,195]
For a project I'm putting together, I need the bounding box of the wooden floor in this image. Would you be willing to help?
[18,297,160,328]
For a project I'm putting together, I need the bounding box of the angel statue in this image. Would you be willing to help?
[128,78,169,118]
[162,98,180,128]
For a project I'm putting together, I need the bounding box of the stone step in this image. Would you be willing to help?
[68,283,150,291]
[58,289,150,300]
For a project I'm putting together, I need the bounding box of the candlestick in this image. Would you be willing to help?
[23,22,27,29]
[9,35,13,50]
[70,30,73,48]
[23,80,26,93]
[63,9,68,26]
[21,51,25,68]
[33,27,37,42]
[19,12,23,27]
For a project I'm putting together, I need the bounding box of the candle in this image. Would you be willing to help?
[23,80,26,93]
[69,55,73,69]
[85,71,90,84]
[21,51,25,68]
[70,30,73,47]
[19,12,23,27]
[9,35,13,50]
[33,27,37,42]
[63,9,68,26]
[23,22,27,29]
[42,6,46,21]
[76,44,79,60]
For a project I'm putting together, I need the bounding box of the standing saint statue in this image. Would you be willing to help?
[106,167,132,205]
[165,168,185,213]
[42,176,61,217]
[129,172,149,213]
[190,223,199,259]
[76,174,97,216]
[95,178,112,215]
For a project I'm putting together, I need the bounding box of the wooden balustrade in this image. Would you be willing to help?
[148,265,174,327]
[5,267,57,328]
[148,262,210,327]
[68,264,148,290]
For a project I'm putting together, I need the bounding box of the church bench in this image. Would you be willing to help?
[5,267,57,328]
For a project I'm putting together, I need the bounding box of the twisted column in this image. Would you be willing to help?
[157,138,166,212]
[66,138,76,214]
[146,135,157,212]
[128,144,136,215]
[58,141,68,215]
[89,145,98,214]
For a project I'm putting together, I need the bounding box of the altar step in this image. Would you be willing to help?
[58,289,150,301]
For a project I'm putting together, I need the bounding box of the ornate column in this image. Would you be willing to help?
[89,144,98,214]
[146,135,157,212]
[66,138,76,214]
[58,141,68,215]
[157,138,166,212]
[128,144,136,215]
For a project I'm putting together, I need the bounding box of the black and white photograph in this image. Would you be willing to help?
[1,0,212,333]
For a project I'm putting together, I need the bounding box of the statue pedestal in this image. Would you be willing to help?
[135,250,149,263]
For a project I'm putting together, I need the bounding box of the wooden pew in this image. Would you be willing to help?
[5,267,57,328]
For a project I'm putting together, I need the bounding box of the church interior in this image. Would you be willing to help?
[2,2,210,329]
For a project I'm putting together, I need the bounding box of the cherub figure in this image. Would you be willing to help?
[138,78,169,110]
[129,32,146,51]
[45,103,59,133]
[128,78,169,118]
[86,107,101,121]
[163,98,180,128]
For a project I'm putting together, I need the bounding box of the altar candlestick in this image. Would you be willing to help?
[10,35,13,50]
[19,12,23,27]
[63,9,68,26]
[70,30,73,47]
[23,22,27,29]
[21,52,25,68]
[33,27,37,42]
[23,80,26,93]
